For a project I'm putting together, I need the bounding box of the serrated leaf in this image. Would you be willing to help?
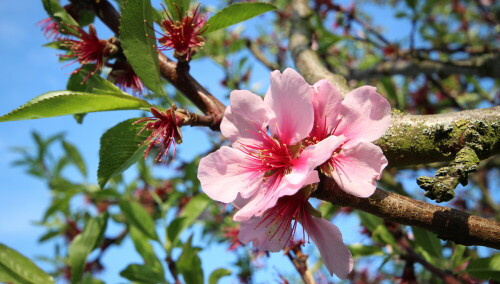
[68,214,108,283]
[177,236,203,284]
[412,226,442,260]
[205,2,276,33]
[120,0,166,97]
[465,254,500,281]
[0,243,54,284]
[0,91,151,122]
[62,141,87,178]
[208,268,231,284]
[167,194,211,249]
[97,118,150,188]
[129,227,164,274]
[120,264,166,284]
[119,200,159,241]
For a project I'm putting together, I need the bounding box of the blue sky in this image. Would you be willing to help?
[0,0,422,283]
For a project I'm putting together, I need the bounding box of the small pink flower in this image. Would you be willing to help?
[60,24,113,82]
[108,60,145,95]
[305,80,391,197]
[198,69,341,222]
[134,107,182,162]
[238,191,353,279]
[157,4,207,60]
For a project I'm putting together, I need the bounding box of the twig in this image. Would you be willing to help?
[245,39,280,71]
[285,243,315,284]
[348,53,500,80]
[398,237,461,284]
[417,146,480,202]
[314,176,500,250]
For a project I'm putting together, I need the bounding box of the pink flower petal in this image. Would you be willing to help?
[331,142,388,197]
[333,86,391,144]
[264,68,314,145]
[198,146,261,203]
[233,188,281,222]
[311,80,343,136]
[238,215,291,252]
[221,90,272,145]
[302,215,353,279]
[288,135,345,186]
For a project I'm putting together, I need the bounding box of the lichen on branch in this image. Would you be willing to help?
[417,146,480,202]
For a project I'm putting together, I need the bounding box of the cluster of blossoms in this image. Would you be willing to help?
[197,69,391,278]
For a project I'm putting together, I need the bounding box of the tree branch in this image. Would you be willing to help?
[376,106,500,167]
[289,0,350,95]
[93,0,226,116]
[348,53,500,80]
[314,176,500,250]
[245,39,280,71]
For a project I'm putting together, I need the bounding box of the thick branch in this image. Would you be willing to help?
[349,53,500,80]
[314,177,500,250]
[376,106,500,167]
[289,0,350,95]
[93,0,226,116]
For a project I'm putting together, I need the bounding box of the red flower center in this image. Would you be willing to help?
[239,129,294,190]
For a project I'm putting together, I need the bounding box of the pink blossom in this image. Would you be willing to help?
[134,107,182,162]
[59,24,113,83]
[198,69,341,221]
[238,191,353,279]
[305,80,391,197]
[108,60,145,95]
[157,4,207,60]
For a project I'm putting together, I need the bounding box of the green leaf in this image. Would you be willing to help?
[208,268,231,284]
[120,0,166,97]
[167,194,211,249]
[380,77,405,109]
[129,227,164,274]
[97,118,150,189]
[81,275,105,284]
[67,66,124,95]
[163,0,191,21]
[412,226,442,260]
[68,214,108,284]
[62,141,87,178]
[371,225,396,247]
[0,91,151,122]
[465,254,500,281]
[205,2,277,34]
[347,244,384,257]
[357,211,383,232]
[0,244,54,284]
[177,236,203,284]
[120,264,166,284]
[119,200,159,241]
[450,245,468,268]
[41,0,79,27]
